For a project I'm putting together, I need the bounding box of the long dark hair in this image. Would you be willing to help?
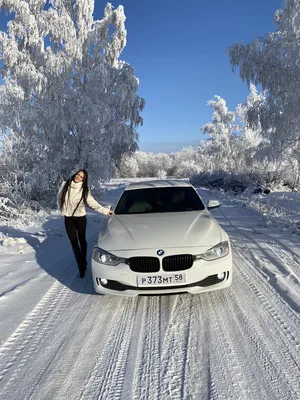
[60,169,89,212]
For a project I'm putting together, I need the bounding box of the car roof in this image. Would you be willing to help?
[125,180,192,191]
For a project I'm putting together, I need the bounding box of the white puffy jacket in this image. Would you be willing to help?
[57,181,110,217]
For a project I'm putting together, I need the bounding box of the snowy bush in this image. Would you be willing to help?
[173,147,199,167]
[118,155,140,178]
[279,151,300,190]
[0,197,20,222]
[115,151,174,178]
[190,170,279,193]
[157,170,167,179]
[174,160,202,178]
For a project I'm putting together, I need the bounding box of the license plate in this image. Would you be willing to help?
[137,273,186,287]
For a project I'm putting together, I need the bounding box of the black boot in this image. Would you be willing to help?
[71,244,85,277]
[79,258,86,278]
[79,269,85,278]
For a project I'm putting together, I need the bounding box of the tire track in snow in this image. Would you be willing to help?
[232,255,300,396]
[159,295,192,400]
[79,297,137,400]
[232,235,300,315]
[218,206,300,388]
[178,295,210,400]
[219,202,300,311]
[234,250,300,348]
[131,296,161,400]
[266,241,300,283]
[18,292,96,400]
[207,281,299,400]
[221,280,291,400]
[0,273,77,388]
[45,296,122,400]
[218,204,300,319]
[198,194,300,399]
[18,292,128,400]
[206,290,254,400]
[232,278,299,399]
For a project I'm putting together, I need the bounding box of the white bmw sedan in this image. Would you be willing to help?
[91,180,232,296]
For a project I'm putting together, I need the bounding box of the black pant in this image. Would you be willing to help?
[64,216,87,272]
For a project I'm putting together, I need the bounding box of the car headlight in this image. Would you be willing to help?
[92,247,127,266]
[195,241,229,261]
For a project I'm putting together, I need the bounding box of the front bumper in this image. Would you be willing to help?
[91,251,232,296]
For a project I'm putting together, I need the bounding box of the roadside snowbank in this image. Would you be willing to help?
[218,189,300,234]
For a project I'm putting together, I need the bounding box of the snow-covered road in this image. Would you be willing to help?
[0,182,299,400]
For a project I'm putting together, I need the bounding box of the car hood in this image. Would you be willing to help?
[97,211,221,250]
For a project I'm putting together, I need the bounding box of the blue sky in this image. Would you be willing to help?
[0,0,284,153]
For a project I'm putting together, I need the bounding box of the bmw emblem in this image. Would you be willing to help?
[157,249,164,256]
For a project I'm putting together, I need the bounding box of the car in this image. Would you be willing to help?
[91,180,232,296]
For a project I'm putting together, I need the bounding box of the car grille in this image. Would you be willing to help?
[128,257,160,273]
[162,254,194,271]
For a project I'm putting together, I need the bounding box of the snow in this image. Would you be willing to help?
[0,179,299,399]
[221,188,300,233]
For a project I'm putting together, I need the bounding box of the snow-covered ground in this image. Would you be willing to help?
[0,179,299,400]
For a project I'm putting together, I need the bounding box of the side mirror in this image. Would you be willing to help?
[207,200,221,210]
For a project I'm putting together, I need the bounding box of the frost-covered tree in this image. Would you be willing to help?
[235,82,300,185]
[174,160,201,178]
[201,96,239,170]
[155,153,173,175]
[132,151,155,177]
[157,169,167,179]
[280,145,300,188]
[227,0,300,157]
[115,151,174,178]
[235,84,267,170]
[0,1,145,204]
[132,151,171,177]
[117,154,139,178]
[173,146,198,165]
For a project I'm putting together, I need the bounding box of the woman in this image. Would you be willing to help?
[57,169,114,278]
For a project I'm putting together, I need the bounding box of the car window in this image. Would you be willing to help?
[115,187,205,214]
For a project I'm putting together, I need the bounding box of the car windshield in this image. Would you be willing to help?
[115,187,205,214]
